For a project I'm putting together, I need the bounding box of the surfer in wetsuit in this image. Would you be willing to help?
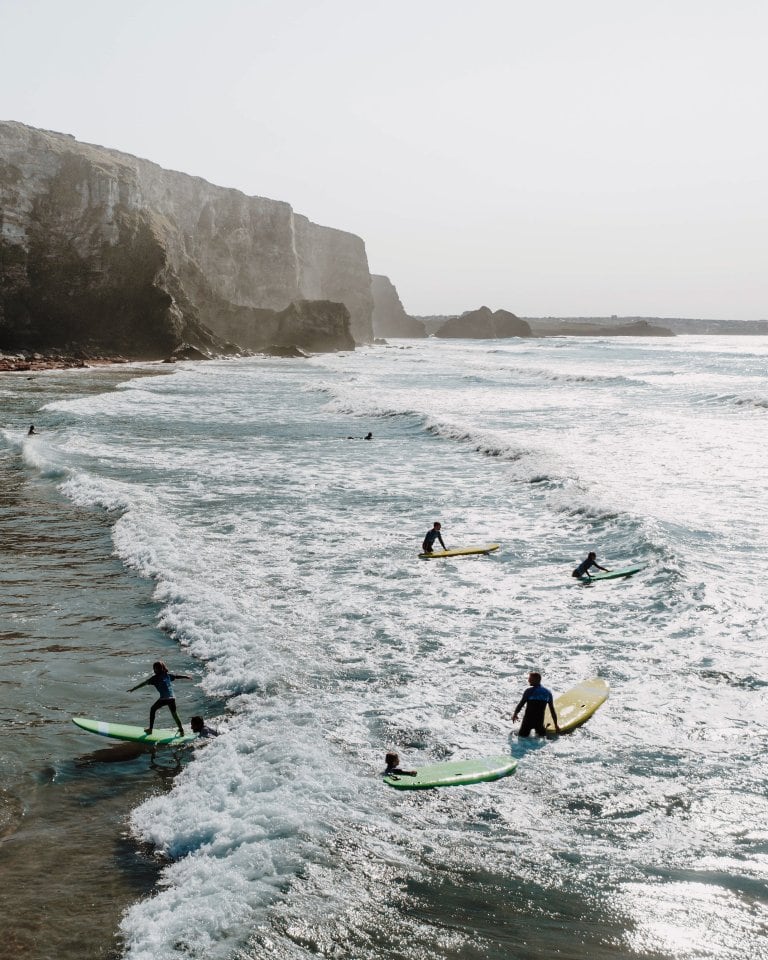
[422,522,446,554]
[128,661,191,736]
[572,551,609,579]
[512,672,560,737]
[190,716,220,739]
[383,752,416,777]
[27,424,36,435]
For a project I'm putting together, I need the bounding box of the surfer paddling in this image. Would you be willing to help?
[572,551,609,579]
[422,521,446,554]
[128,661,191,736]
[512,672,560,737]
[383,752,417,777]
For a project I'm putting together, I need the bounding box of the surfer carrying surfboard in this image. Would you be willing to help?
[128,661,192,736]
[512,672,560,737]
[422,522,447,554]
[571,551,610,579]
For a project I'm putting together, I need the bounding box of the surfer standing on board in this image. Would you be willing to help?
[572,551,609,579]
[422,522,446,554]
[128,661,191,736]
[512,672,560,736]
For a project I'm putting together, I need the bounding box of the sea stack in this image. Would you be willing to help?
[436,306,532,339]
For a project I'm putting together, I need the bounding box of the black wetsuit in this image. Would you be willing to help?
[572,557,603,578]
[516,684,555,736]
[422,529,446,553]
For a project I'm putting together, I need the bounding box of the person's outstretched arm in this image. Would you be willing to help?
[128,678,149,692]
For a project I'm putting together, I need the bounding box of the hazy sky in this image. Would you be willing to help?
[1,0,766,319]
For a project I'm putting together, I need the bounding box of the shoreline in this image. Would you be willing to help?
[0,352,134,373]
[0,362,214,959]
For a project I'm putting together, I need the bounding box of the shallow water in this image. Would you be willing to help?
[0,369,216,959]
[2,339,767,959]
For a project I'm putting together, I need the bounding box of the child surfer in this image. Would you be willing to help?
[129,661,191,736]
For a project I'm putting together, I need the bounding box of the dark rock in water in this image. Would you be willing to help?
[436,306,532,339]
[262,344,309,358]
[371,275,426,338]
[168,343,211,362]
[0,122,374,358]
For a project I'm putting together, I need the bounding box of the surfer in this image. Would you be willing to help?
[128,661,191,736]
[190,716,220,739]
[512,672,560,737]
[383,752,417,776]
[571,551,609,579]
[422,521,446,554]
[27,424,36,435]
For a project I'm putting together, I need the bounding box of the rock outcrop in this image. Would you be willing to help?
[436,306,531,339]
[0,122,373,358]
[370,275,426,338]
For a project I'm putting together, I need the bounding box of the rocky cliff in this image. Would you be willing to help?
[370,275,426,338]
[0,122,373,357]
[436,306,531,339]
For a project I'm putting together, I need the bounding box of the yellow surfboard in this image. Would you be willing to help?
[544,677,609,734]
[419,543,500,559]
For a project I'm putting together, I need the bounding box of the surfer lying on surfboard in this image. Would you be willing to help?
[383,752,417,777]
[422,522,447,554]
[512,672,560,736]
[572,551,610,579]
[128,661,192,736]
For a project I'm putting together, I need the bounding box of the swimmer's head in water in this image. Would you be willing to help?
[385,752,400,767]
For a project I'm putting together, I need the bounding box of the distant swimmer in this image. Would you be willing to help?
[572,551,609,579]
[128,661,192,736]
[27,424,36,435]
[422,521,446,554]
[512,672,560,737]
[346,432,374,440]
[383,751,417,777]
[190,716,220,739]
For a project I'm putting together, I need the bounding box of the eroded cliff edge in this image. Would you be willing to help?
[0,122,373,357]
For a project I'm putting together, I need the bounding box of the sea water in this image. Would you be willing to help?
[1,337,767,960]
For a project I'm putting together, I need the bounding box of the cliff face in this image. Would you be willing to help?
[0,122,373,356]
[370,275,426,338]
[436,306,531,339]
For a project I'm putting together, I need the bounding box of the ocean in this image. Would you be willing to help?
[1,336,766,960]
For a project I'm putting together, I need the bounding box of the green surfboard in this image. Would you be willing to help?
[578,563,645,581]
[419,543,500,560]
[384,755,517,790]
[72,717,198,745]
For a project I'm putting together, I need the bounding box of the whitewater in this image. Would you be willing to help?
[6,335,768,959]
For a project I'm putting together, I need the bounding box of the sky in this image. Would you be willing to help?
[1,0,766,319]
